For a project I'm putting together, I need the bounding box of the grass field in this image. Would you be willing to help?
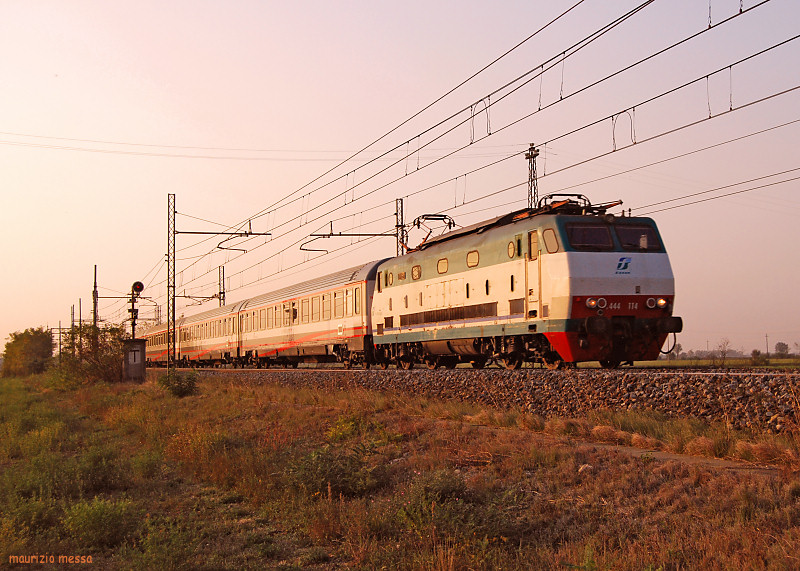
[1,371,799,569]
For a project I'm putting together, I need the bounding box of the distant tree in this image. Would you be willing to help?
[55,324,127,384]
[667,342,682,360]
[2,327,53,377]
[715,338,731,367]
[751,349,768,366]
[774,342,789,357]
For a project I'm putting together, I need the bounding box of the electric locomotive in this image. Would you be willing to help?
[371,194,682,369]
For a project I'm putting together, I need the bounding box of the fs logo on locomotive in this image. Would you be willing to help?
[615,257,632,274]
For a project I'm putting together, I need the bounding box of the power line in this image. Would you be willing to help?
[129,1,788,315]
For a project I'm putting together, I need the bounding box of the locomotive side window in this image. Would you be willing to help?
[312,296,320,321]
[437,258,448,274]
[543,228,559,253]
[565,224,613,251]
[322,294,331,320]
[377,272,382,293]
[466,250,479,267]
[388,273,394,286]
[354,287,361,314]
[528,231,538,260]
[615,224,661,251]
[412,265,422,280]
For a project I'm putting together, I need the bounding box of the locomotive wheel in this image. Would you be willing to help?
[599,359,621,369]
[379,361,389,370]
[399,358,414,370]
[470,359,487,369]
[502,356,523,370]
[426,358,439,370]
[543,357,562,370]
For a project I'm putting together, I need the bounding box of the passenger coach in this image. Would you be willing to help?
[144,260,386,368]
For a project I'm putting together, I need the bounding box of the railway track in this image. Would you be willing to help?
[158,366,800,434]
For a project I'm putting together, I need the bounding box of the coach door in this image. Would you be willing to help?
[525,230,541,319]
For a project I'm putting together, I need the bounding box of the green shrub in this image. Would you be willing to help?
[158,370,199,397]
[290,444,383,498]
[63,497,137,549]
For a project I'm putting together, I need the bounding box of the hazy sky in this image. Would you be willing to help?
[1,0,798,355]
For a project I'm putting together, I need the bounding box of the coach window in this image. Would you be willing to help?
[466,250,479,267]
[354,287,361,315]
[412,265,422,280]
[312,296,320,321]
[292,301,299,325]
[266,307,273,329]
[345,288,353,316]
[301,299,310,323]
[322,293,332,320]
[437,258,448,274]
[282,303,290,327]
[334,290,344,318]
[543,228,560,253]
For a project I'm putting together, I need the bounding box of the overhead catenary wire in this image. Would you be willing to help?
[145,10,797,309]
[124,1,789,318]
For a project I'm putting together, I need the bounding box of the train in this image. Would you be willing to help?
[143,194,682,369]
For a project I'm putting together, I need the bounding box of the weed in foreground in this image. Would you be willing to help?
[157,370,199,397]
[62,497,138,549]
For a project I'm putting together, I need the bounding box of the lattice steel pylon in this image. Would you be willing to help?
[167,193,176,370]
[395,198,408,256]
[525,143,540,209]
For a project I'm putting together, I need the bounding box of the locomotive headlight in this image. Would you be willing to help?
[596,297,608,309]
[646,297,656,309]
[586,298,598,309]
[657,297,668,309]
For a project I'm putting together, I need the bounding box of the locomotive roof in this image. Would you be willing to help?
[413,195,623,252]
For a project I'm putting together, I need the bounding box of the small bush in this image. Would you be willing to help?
[63,497,137,549]
[158,370,199,397]
[290,445,383,498]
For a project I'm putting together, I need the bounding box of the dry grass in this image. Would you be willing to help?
[3,371,800,569]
